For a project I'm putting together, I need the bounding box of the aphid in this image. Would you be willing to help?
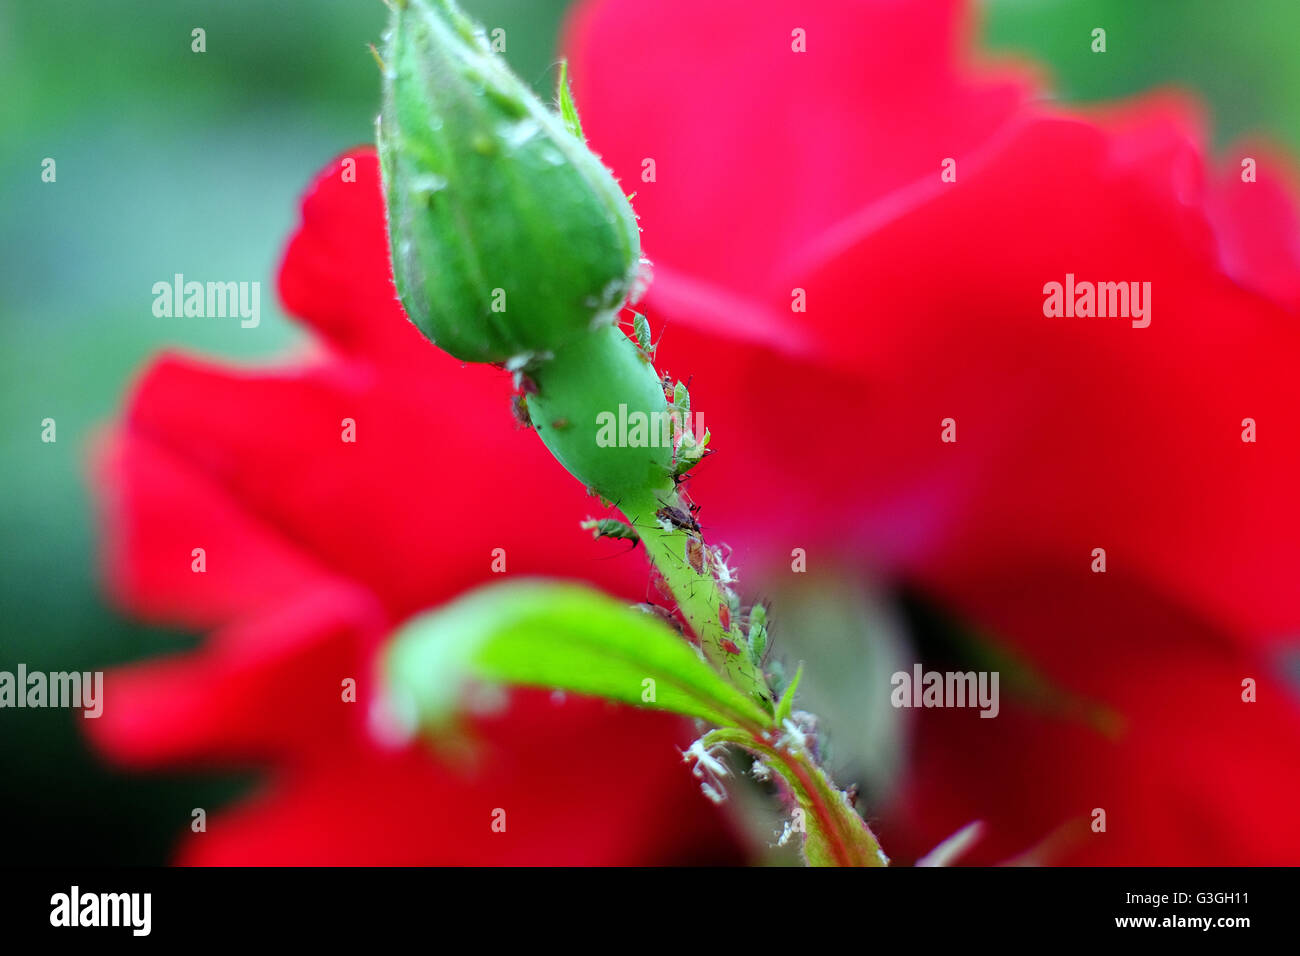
[718,602,732,632]
[723,586,740,621]
[660,371,674,402]
[510,393,532,429]
[648,568,676,604]
[685,536,706,575]
[673,441,714,479]
[550,417,570,430]
[672,380,690,416]
[634,602,683,635]
[581,517,640,549]
[747,601,769,663]
[655,503,700,535]
[632,312,655,362]
[720,638,741,655]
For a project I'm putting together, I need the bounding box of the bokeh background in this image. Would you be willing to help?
[4,0,1300,864]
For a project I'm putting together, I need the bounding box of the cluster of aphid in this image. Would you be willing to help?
[638,312,771,673]
[526,311,775,687]
[628,311,712,481]
[650,493,771,669]
[598,312,819,812]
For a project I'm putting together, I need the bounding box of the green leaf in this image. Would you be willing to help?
[382,580,773,734]
[556,60,586,142]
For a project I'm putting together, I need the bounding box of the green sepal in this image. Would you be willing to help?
[556,60,585,142]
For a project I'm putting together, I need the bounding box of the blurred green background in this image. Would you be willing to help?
[2,0,1298,864]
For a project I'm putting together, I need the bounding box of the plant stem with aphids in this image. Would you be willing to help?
[376,0,886,867]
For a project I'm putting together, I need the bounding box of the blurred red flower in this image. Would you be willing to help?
[87,151,743,865]
[89,0,1300,867]
[564,0,1300,863]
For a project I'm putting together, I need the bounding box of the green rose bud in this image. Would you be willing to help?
[526,324,673,502]
[378,0,641,363]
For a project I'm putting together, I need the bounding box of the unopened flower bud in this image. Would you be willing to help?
[378,0,641,363]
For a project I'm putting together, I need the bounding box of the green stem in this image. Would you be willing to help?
[620,485,888,867]
[525,323,887,866]
[619,489,772,711]
[705,727,889,867]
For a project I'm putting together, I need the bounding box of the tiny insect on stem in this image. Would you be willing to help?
[655,501,701,535]
[511,393,532,429]
[580,516,640,550]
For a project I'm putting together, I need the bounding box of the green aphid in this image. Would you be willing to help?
[580,517,640,549]
[672,426,710,476]
[633,312,652,355]
[747,602,769,664]
[672,380,690,416]
[723,587,741,624]
[767,658,788,699]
